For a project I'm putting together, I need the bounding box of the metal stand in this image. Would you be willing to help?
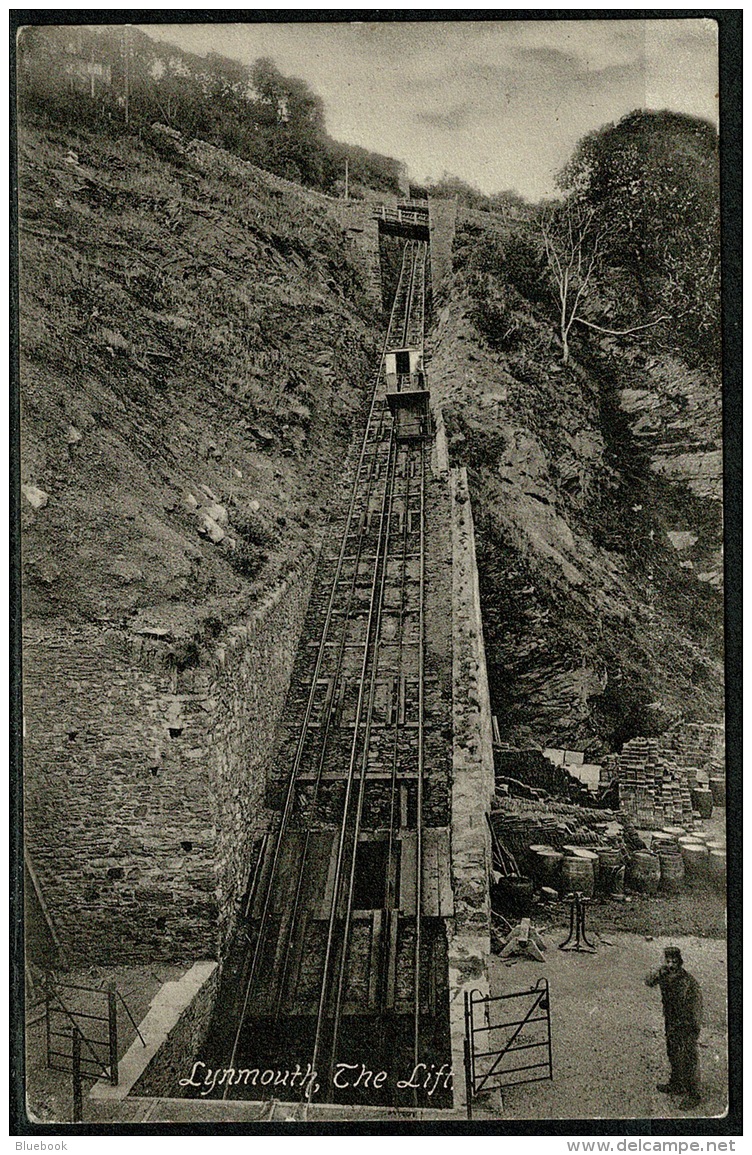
[558,891,597,953]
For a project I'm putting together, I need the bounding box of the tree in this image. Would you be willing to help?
[556,110,720,367]
[17,28,412,200]
[539,201,668,364]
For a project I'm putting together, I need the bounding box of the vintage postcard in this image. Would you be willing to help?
[12,12,739,1137]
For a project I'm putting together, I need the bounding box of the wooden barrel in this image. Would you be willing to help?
[706,840,726,852]
[707,849,726,887]
[600,864,625,896]
[658,850,685,893]
[535,849,563,886]
[570,848,599,889]
[596,846,624,894]
[680,841,709,881]
[561,855,594,898]
[662,826,687,837]
[493,875,534,917]
[690,787,713,818]
[629,851,661,894]
[651,834,679,855]
[708,777,726,806]
[594,847,618,893]
[678,834,704,848]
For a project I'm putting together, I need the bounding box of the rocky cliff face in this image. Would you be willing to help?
[18,118,384,963]
[18,121,379,645]
[428,222,723,754]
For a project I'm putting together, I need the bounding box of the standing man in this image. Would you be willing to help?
[646,946,703,1109]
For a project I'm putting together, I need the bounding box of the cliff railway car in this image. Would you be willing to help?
[384,348,432,442]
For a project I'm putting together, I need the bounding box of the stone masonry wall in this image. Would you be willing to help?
[208,564,315,955]
[332,201,383,304]
[428,198,458,301]
[23,629,218,963]
[449,466,495,934]
[446,464,495,1111]
[23,564,314,964]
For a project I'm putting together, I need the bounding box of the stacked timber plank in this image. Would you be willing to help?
[614,737,695,828]
[660,721,725,777]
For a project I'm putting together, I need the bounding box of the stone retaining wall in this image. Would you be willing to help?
[332,200,383,304]
[23,565,314,963]
[449,466,495,934]
[446,464,495,1111]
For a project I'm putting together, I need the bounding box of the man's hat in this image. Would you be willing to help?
[664,946,683,963]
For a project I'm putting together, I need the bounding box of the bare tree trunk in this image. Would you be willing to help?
[560,289,569,364]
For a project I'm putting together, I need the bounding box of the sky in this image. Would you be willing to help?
[141,18,719,201]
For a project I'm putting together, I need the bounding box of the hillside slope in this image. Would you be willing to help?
[18,120,379,646]
[430,220,723,753]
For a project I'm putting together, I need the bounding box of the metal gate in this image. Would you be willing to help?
[463,977,552,1118]
[45,979,145,1085]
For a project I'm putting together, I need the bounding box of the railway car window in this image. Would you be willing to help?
[352,840,389,909]
[395,351,410,375]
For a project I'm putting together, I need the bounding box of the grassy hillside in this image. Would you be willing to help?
[18,118,379,646]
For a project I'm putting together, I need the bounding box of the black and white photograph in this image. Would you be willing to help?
[11,11,740,1136]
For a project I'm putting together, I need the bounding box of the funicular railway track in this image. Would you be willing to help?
[204,239,452,1110]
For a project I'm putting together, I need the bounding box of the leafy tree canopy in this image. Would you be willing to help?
[551,110,720,367]
[16,26,403,195]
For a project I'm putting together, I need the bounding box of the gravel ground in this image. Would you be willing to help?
[531,884,726,941]
[487,932,727,1121]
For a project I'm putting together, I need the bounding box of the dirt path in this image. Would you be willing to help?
[487,932,727,1121]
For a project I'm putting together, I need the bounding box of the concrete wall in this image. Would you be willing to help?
[23,565,314,963]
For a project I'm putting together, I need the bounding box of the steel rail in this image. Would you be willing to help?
[223,327,397,1082]
[329,239,428,1090]
[307,429,397,1098]
[375,440,414,1071]
[404,243,424,350]
[271,417,393,1021]
[386,241,414,351]
[383,444,413,917]
[303,239,420,1097]
[226,234,428,1102]
[270,241,422,1027]
[325,239,425,1080]
[223,406,386,1071]
[400,241,417,349]
[411,240,429,1079]
[326,427,404,1085]
[413,435,427,1078]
